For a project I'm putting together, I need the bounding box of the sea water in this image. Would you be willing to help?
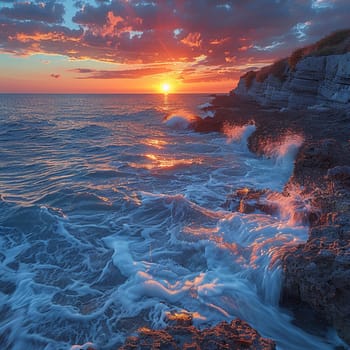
[0,94,343,349]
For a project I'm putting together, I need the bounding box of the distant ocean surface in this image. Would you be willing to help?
[0,94,342,349]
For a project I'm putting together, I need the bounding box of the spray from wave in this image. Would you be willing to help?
[222,122,256,150]
[262,132,304,165]
[265,187,317,226]
[163,111,200,130]
[197,102,215,119]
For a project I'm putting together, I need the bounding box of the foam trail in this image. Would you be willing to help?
[102,191,336,350]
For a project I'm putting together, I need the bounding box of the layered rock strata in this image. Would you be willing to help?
[234,53,350,112]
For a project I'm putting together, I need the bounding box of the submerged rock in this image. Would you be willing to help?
[119,313,276,350]
[224,188,278,216]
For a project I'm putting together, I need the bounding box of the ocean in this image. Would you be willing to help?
[0,94,342,349]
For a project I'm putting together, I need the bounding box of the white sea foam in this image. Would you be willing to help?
[197,102,213,109]
[163,111,197,129]
[200,110,215,118]
[0,95,341,350]
[103,192,332,349]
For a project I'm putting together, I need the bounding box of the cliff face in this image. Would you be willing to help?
[234,53,350,112]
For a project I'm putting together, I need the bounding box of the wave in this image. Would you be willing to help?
[70,124,112,138]
[263,132,304,164]
[197,102,213,110]
[266,187,316,226]
[222,122,256,150]
[163,111,199,130]
[101,190,336,350]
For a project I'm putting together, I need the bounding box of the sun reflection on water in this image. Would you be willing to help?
[142,138,168,149]
[129,153,203,171]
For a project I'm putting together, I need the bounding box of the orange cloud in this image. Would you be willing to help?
[238,44,254,52]
[9,32,80,43]
[181,32,202,48]
[210,37,230,45]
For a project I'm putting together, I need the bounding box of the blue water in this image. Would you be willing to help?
[0,94,342,349]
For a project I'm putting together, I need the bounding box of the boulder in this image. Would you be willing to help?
[224,188,279,215]
[120,312,276,350]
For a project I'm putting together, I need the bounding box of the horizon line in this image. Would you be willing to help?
[0,92,228,95]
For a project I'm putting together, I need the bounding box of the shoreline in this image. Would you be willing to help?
[194,94,350,345]
[118,95,349,349]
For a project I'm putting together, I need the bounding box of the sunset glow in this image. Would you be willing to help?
[161,83,171,94]
[0,1,348,93]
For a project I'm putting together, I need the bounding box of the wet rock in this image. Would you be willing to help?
[280,131,350,345]
[281,224,350,344]
[296,139,338,169]
[224,188,278,216]
[327,166,350,187]
[120,313,276,350]
[70,342,97,350]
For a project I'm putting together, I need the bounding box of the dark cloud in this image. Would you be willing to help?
[69,0,350,66]
[1,0,350,83]
[71,68,95,74]
[0,18,83,57]
[70,66,171,79]
[0,1,65,24]
[50,73,60,78]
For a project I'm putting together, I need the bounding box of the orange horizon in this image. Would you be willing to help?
[1,1,346,95]
[0,66,238,94]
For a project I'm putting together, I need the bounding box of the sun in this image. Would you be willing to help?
[161,82,171,94]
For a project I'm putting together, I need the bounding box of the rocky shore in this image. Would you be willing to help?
[194,93,350,346]
[120,313,276,350]
[117,33,350,349]
[117,94,349,349]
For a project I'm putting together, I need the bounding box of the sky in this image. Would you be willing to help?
[0,0,349,94]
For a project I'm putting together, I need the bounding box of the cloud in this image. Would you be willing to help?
[0,19,83,56]
[70,66,172,79]
[1,0,350,84]
[0,1,65,24]
[50,73,60,78]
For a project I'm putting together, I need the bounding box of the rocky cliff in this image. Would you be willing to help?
[234,49,350,112]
